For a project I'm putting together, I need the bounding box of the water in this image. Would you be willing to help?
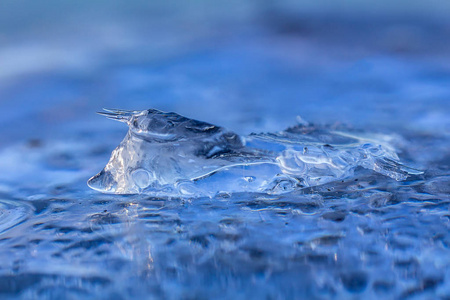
[0,1,450,299]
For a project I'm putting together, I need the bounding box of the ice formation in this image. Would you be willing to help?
[88,109,421,197]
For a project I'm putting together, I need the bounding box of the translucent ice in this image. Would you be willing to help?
[88,109,421,197]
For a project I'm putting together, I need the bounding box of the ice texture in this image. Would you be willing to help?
[88,109,421,197]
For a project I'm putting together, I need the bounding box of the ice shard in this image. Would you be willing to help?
[88,109,421,197]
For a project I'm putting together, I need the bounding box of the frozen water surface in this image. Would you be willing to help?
[1,1,450,299]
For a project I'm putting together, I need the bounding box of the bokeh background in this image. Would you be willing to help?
[1,0,449,140]
[0,1,449,299]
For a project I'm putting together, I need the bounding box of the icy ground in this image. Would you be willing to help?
[1,2,450,299]
[0,133,448,299]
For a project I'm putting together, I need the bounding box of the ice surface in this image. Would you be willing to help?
[88,109,421,197]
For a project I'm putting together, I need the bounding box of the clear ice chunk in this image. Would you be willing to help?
[88,109,422,197]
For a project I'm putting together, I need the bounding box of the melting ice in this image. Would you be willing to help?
[88,109,421,197]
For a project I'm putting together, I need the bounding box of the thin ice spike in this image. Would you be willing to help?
[97,111,131,123]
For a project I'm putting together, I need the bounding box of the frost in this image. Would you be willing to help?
[88,109,421,197]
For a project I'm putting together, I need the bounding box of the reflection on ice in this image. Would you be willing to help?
[88,109,421,197]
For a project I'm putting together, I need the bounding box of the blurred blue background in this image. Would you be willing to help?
[0,1,449,299]
[1,0,449,142]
